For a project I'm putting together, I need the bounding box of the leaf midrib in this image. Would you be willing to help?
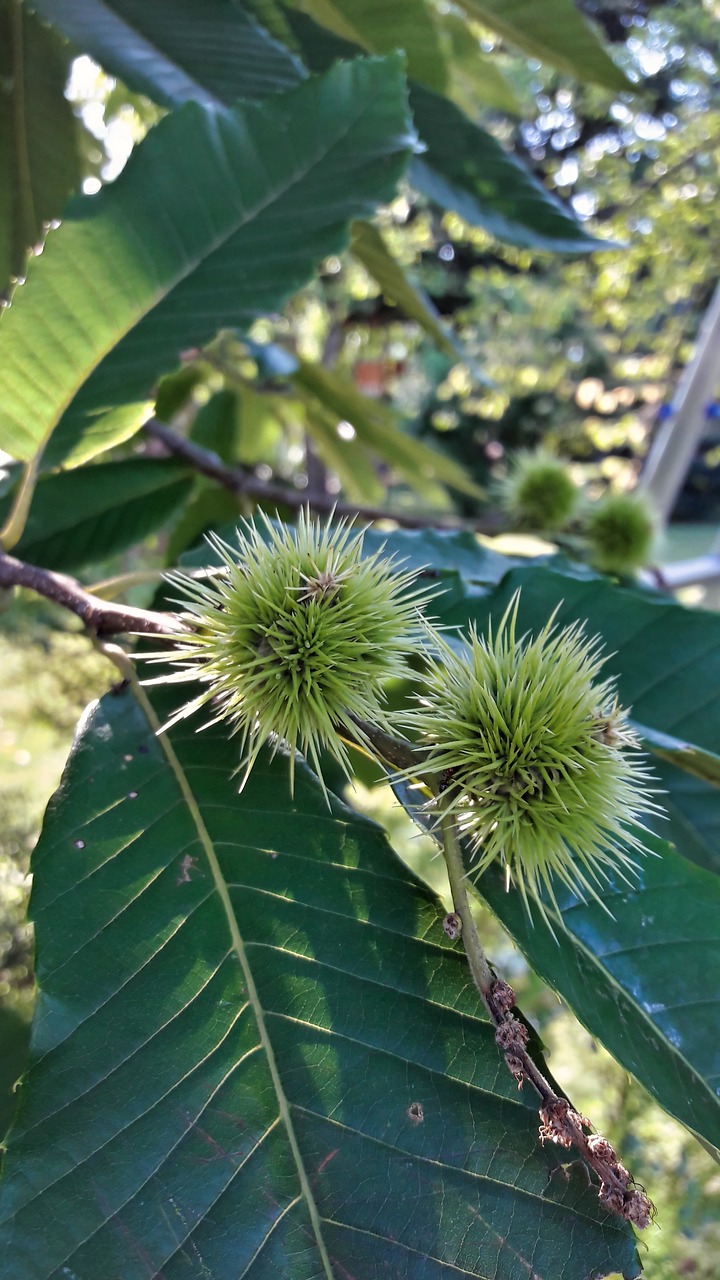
[131,677,336,1280]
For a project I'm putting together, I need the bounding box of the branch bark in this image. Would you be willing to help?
[143,417,502,535]
[0,550,185,637]
[437,800,653,1229]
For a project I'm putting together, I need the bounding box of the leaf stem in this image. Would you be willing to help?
[0,456,40,550]
[430,801,654,1228]
[143,416,504,534]
[439,809,494,994]
[346,715,426,773]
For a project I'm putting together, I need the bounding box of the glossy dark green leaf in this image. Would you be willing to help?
[477,841,720,1152]
[0,1,80,292]
[0,459,193,572]
[0,57,414,466]
[0,682,639,1278]
[434,567,720,758]
[0,1009,30,1144]
[286,9,609,253]
[409,86,612,253]
[646,758,720,878]
[27,0,305,107]
[361,525,529,582]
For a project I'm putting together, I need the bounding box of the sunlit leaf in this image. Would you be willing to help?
[454,0,630,91]
[350,219,465,361]
[285,0,449,92]
[416,560,720,1149]
[0,57,414,465]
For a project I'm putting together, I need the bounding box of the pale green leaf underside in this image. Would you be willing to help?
[0,684,638,1279]
[455,0,630,91]
[350,219,463,360]
[438,10,522,116]
[285,0,449,93]
[0,56,413,465]
[293,360,484,500]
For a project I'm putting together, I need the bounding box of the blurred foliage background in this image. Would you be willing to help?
[3,1,720,1273]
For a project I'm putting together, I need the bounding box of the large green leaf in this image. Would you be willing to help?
[409,85,612,253]
[41,402,158,472]
[285,0,449,93]
[423,565,720,1148]
[0,459,193,572]
[350,219,464,360]
[434,568,720,759]
[28,0,306,107]
[0,682,640,1279]
[286,9,609,253]
[454,0,630,91]
[0,56,414,467]
[0,1,80,293]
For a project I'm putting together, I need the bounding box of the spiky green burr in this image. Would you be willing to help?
[158,511,430,791]
[585,490,655,576]
[500,450,579,531]
[410,596,657,922]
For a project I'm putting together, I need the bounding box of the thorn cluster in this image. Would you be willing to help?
[410,594,658,923]
[585,490,656,576]
[156,511,430,792]
[499,450,579,531]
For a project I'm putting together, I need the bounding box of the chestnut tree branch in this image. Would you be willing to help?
[0,550,186,637]
[143,417,502,535]
[437,798,653,1229]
